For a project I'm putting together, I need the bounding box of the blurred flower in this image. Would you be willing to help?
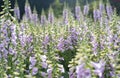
[76,63,91,78]
[57,37,65,52]
[14,7,20,20]
[91,60,106,78]
[83,5,89,16]
[32,67,38,75]
[48,11,54,24]
[99,3,104,13]
[93,9,101,22]
[106,5,113,19]
[63,9,68,25]
[69,68,75,78]
[75,6,81,21]
[41,15,47,25]
[47,68,52,78]
[25,4,32,20]
[10,24,17,46]
[31,13,38,25]
[90,33,98,56]
[9,47,16,55]
[29,56,37,69]
[70,28,78,46]
[41,72,47,77]
[42,35,50,52]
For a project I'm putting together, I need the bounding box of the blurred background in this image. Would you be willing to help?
[0,0,120,19]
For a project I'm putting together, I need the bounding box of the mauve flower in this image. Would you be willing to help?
[63,9,68,25]
[47,68,52,78]
[93,9,101,22]
[76,63,91,78]
[48,11,54,24]
[32,13,38,24]
[41,15,46,25]
[25,4,32,20]
[29,56,37,69]
[90,33,98,56]
[14,7,20,20]
[41,61,47,69]
[75,6,81,21]
[83,5,89,16]
[32,67,38,75]
[41,72,47,77]
[106,5,113,19]
[10,24,17,46]
[91,60,106,78]
[69,68,75,78]
[70,28,78,46]
[57,37,65,52]
[42,35,50,52]
[41,55,47,62]
[9,47,16,55]
[99,3,104,13]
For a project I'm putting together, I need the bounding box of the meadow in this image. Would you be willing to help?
[0,0,120,78]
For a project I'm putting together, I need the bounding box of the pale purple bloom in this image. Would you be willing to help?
[63,9,68,25]
[75,6,81,21]
[9,47,16,55]
[10,24,17,46]
[41,72,47,77]
[14,7,20,20]
[47,68,52,78]
[69,68,75,78]
[69,28,78,46]
[91,60,106,78]
[83,5,89,16]
[41,15,47,25]
[76,63,91,78]
[106,5,113,19]
[57,37,65,52]
[93,9,101,22]
[29,56,37,69]
[42,35,50,52]
[41,62,47,69]
[48,11,54,24]
[31,13,38,25]
[32,67,38,75]
[90,33,98,56]
[99,3,104,13]
[25,4,32,20]
[40,55,47,62]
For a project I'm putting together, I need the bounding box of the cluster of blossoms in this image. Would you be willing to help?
[0,0,120,78]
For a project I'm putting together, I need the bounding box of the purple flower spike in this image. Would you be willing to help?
[75,6,81,21]
[42,35,50,52]
[41,15,46,25]
[83,5,89,16]
[10,24,17,46]
[57,37,65,52]
[14,7,20,20]
[63,9,68,25]
[99,3,104,13]
[93,9,101,22]
[29,56,37,69]
[106,5,113,19]
[25,4,32,20]
[31,13,38,25]
[48,12,54,24]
